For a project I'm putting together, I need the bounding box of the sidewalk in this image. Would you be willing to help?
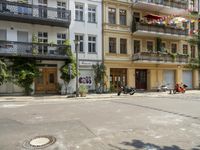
[0,90,199,102]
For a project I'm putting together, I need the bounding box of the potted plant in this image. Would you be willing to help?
[79,85,88,97]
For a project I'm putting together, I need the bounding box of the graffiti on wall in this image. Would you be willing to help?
[79,76,92,85]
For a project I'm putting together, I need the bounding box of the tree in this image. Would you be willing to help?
[0,59,9,85]
[92,63,106,93]
[10,58,39,95]
[187,13,200,70]
[60,40,77,88]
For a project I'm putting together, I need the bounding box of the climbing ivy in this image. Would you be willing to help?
[10,58,39,95]
[0,59,9,85]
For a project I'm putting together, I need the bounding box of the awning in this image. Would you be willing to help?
[144,14,163,20]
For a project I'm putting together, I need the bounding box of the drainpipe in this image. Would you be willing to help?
[102,0,105,92]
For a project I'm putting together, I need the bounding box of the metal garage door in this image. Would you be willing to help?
[183,70,193,89]
[164,70,175,89]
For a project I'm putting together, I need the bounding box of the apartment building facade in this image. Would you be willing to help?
[103,0,199,91]
[68,0,102,92]
[0,0,71,94]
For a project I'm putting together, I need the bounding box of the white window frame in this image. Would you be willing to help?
[57,33,66,45]
[88,5,96,23]
[57,1,66,19]
[75,3,84,21]
[75,34,84,52]
[88,35,97,53]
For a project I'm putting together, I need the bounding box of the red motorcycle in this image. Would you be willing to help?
[173,83,188,94]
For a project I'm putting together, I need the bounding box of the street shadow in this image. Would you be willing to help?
[108,139,185,150]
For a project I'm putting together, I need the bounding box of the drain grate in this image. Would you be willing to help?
[23,135,56,149]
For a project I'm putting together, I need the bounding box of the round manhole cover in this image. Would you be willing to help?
[23,135,56,149]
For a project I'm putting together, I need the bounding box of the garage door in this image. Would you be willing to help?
[183,70,193,89]
[164,70,175,89]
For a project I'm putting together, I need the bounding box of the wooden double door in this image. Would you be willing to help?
[35,68,57,94]
[135,69,147,90]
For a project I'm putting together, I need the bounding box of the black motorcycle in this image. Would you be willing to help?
[117,86,136,96]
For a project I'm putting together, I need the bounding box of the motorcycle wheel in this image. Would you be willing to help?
[130,91,135,95]
[117,92,121,96]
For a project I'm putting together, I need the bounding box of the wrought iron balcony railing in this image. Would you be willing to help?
[133,22,188,36]
[0,0,71,27]
[133,0,188,9]
[132,51,189,63]
[0,40,68,60]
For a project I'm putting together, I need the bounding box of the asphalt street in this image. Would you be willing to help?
[0,92,200,150]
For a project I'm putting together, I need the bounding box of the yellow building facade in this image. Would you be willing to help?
[103,0,199,91]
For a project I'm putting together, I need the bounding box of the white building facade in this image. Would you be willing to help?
[68,0,102,92]
[0,0,71,95]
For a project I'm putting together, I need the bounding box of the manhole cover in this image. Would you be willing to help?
[23,135,56,149]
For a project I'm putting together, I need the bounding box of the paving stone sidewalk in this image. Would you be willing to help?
[0,90,199,103]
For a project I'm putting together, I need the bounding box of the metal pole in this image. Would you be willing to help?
[76,43,79,97]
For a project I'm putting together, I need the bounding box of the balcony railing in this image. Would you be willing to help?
[0,40,68,60]
[0,0,71,27]
[133,0,188,9]
[133,22,188,36]
[132,51,189,63]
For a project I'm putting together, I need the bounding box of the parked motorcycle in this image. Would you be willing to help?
[117,86,136,96]
[157,83,169,92]
[173,83,188,94]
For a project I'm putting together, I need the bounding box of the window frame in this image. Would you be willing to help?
[120,38,127,54]
[146,40,154,52]
[75,3,84,21]
[88,35,97,53]
[75,34,84,53]
[108,7,116,24]
[133,39,141,54]
[109,37,117,53]
[88,5,97,23]
[119,9,127,26]
[171,43,177,53]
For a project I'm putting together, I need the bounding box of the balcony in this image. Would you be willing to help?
[132,51,189,64]
[132,0,188,15]
[132,22,188,39]
[0,0,71,27]
[0,41,68,60]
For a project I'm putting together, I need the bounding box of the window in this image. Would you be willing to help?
[120,39,127,54]
[38,32,48,54]
[88,6,96,23]
[120,9,126,25]
[109,38,116,53]
[0,29,6,40]
[171,43,177,53]
[88,36,96,53]
[190,22,195,31]
[57,33,66,45]
[161,42,166,51]
[191,45,196,58]
[134,40,140,53]
[75,3,84,21]
[57,1,66,19]
[108,8,116,24]
[183,44,188,55]
[182,22,188,29]
[75,34,84,52]
[147,41,153,51]
[133,12,140,22]
[38,0,47,18]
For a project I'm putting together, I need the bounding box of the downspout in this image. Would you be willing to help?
[102,0,105,92]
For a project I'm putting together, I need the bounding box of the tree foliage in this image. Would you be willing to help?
[0,59,9,85]
[10,58,39,95]
[92,63,106,90]
[60,40,77,84]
